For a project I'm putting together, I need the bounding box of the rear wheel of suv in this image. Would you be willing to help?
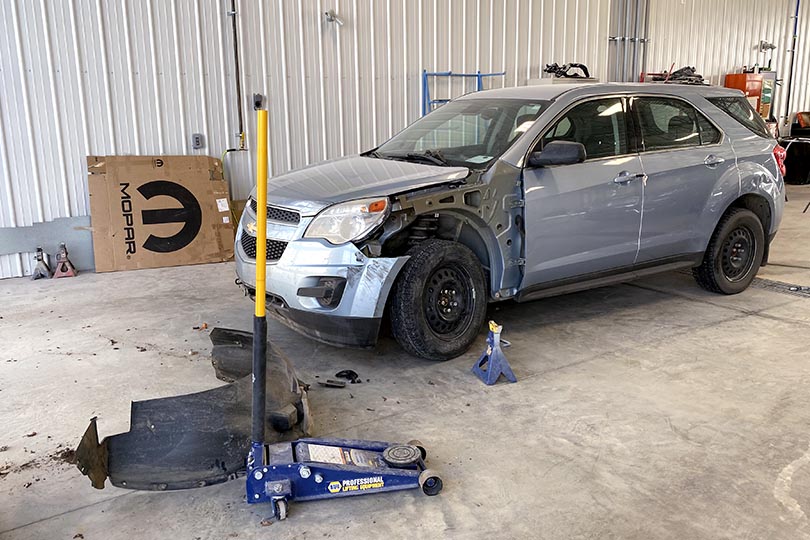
[693,208,765,294]
[390,240,487,361]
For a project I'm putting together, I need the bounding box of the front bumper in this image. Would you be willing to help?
[235,223,408,348]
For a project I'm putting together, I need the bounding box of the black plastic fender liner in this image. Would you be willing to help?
[76,329,312,491]
[209,326,256,382]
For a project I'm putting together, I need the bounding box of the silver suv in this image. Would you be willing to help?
[235,83,786,360]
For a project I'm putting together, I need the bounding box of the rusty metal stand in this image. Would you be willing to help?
[53,243,78,278]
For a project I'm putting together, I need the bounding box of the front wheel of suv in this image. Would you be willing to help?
[390,239,487,361]
[693,208,765,294]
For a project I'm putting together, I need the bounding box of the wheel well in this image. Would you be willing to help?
[726,194,772,263]
[382,213,493,283]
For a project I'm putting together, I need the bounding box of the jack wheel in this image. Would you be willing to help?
[273,498,288,521]
[407,439,427,460]
[383,444,422,468]
[418,469,443,496]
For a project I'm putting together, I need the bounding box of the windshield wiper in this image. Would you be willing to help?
[410,150,449,166]
[384,150,449,167]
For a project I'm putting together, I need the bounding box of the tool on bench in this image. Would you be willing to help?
[246,101,443,521]
[52,243,77,278]
[472,321,517,385]
[32,247,53,280]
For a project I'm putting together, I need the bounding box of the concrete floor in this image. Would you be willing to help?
[1,184,809,540]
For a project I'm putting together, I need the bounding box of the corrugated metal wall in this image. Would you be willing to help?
[0,0,611,278]
[646,0,810,124]
[1,0,807,278]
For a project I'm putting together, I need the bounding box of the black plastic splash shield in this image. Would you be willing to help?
[76,328,311,491]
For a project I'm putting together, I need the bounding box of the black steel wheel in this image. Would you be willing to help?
[423,265,474,338]
[693,208,765,294]
[720,226,756,282]
[390,240,487,361]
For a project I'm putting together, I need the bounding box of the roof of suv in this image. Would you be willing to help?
[459,82,744,102]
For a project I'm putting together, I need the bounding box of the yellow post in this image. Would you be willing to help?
[254,109,268,317]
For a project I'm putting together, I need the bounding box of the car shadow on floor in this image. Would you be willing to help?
[268,274,692,377]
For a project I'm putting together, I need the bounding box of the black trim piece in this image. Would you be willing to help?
[297,286,333,299]
[516,254,703,302]
[248,199,301,224]
[763,231,778,266]
[239,232,288,261]
[268,306,381,349]
[626,96,642,153]
[244,284,380,347]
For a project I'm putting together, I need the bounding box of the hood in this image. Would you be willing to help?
[258,155,469,214]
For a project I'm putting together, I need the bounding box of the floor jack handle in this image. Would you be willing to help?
[251,103,269,460]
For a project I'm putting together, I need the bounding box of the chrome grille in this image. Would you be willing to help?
[249,199,300,224]
[239,232,288,261]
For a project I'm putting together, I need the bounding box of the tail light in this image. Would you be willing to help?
[773,144,787,176]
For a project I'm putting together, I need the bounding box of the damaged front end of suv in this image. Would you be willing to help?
[235,97,548,360]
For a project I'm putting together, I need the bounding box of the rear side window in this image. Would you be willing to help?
[708,96,771,139]
[634,97,721,151]
[697,114,722,145]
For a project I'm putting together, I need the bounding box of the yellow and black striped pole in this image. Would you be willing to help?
[251,103,269,449]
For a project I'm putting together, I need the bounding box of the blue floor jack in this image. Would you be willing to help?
[246,105,442,521]
[245,438,442,520]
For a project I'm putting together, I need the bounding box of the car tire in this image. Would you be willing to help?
[693,208,765,295]
[390,239,487,361]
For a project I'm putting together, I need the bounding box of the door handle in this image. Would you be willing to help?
[613,171,647,184]
[704,154,725,167]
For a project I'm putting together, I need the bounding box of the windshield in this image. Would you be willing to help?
[372,98,549,169]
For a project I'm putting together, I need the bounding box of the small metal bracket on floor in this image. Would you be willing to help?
[31,247,53,280]
[471,321,517,385]
[52,243,78,278]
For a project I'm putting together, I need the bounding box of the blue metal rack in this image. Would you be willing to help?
[421,69,506,116]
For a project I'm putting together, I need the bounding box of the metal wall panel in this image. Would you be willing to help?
[5,0,805,278]
[646,0,809,125]
[0,0,611,277]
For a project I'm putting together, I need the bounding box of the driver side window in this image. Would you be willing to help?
[539,98,628,160]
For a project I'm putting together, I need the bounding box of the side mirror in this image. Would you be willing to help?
[527,141,586,167]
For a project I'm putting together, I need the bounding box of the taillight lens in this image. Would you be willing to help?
[773,144,787,176]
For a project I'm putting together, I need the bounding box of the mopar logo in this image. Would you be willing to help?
[119,183,136,255]
[121,180,203,255]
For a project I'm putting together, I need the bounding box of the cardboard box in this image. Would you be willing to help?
[87,155,235,272]
[230,199,248,233]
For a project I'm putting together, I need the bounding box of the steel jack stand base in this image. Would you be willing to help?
[472,321,517,385]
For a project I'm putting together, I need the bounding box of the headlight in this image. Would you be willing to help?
[304,198,389,245]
